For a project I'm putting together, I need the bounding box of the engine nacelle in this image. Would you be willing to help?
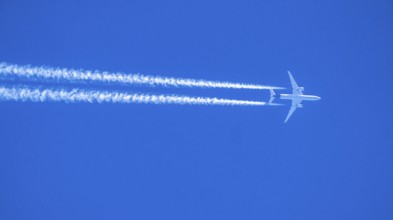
[299,87,305,92]
[297,104,303,108]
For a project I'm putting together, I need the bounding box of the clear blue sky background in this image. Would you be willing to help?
[0,0,392,219]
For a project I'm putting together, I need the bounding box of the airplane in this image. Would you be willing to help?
[269,71,321,123]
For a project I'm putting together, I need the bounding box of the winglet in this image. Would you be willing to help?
[284,115,290,123]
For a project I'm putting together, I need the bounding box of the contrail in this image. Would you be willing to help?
[0,62,284,90]
[0,86,270,106]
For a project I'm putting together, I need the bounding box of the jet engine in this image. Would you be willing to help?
[297,104,303,108]
[299,87,305,92]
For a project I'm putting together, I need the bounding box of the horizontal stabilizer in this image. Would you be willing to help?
[269,89,276,104]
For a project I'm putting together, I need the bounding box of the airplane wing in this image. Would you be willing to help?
[288,71,303,95]
[284,99,302,123]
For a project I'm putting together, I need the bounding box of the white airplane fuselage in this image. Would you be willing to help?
[280,94,320,102]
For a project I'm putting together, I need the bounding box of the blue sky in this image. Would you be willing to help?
[0,0,393,219]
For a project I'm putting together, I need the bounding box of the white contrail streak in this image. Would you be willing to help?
[0,87,269,106]
[0,63,284,90]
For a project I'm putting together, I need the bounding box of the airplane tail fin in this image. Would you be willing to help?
[268,88,276,104]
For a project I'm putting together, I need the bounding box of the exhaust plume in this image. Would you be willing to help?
[0,86,268,106]
[0,62,283,90]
